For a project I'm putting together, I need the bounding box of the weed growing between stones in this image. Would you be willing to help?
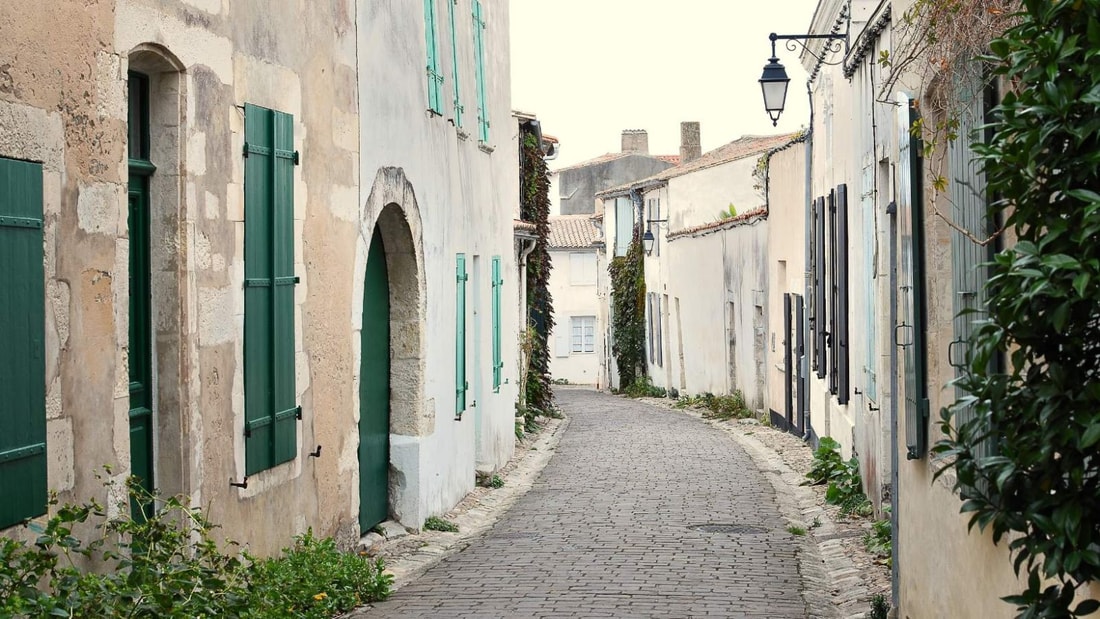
[422,516,459,533]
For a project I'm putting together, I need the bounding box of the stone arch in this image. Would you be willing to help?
[353,167,428,527]
[357,167,428,437]
[125,44,192,500]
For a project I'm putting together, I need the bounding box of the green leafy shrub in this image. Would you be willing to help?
[933,1,1100,616]
[423,516,459,533]
[864,514,893,567]
[623,375,667,398]
[869,594,890,619]
[248,530,391,618]
[699,391,752,421]
[805,437,871,517]
[0,479,391,618]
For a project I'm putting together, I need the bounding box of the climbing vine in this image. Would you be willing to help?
[934,1,1100,616]
[608,219,646,389]
[520,131,554,424]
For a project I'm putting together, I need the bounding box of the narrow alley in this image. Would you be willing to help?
[357,388,811,618]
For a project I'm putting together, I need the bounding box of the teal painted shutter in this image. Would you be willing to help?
[472,0,489,142]
[491,255,502,392]
[448,0,463,127]
[456,254,468,416]
[0,157,46,529]
[244,104,299,475]
[897,94,929,459]
[424,0,443,113]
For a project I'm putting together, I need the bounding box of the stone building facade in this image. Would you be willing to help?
[0,0,520,556]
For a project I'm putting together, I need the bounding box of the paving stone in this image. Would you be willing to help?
[354,389,817,618]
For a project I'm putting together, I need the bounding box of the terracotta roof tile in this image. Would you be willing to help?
[596,133,800,198]
[666,207,768,240]
[548,215,601,249]
[553,151,680,173]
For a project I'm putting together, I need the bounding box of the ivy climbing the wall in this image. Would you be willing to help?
[520,131,554,426]
[608,219,646,389]
[935,1,1100,616]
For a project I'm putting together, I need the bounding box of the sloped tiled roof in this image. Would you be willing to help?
[553,151,680,173]
[667,206,768,240]
[595,133,800,199]
[548,215,601,249]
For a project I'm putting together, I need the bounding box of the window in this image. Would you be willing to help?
[243,103,300,475]
[491,255,502,392]
[455,254,468,416]
[447,0,463,127]
[614,197,633,257]
[571,316,596,353]
[569,252,596,285]
[472,0,489,142]
[0,156,46,529]
[424,0,444,114]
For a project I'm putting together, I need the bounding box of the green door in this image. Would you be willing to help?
[128,72,155,517]
[359,228,390,531]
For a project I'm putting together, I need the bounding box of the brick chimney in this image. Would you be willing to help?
[621,129,649,154]
[680,121,701,164]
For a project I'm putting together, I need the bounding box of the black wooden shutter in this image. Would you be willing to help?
[836,184,850,405]
[815,196,827,379]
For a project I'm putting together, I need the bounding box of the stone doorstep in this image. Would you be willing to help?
[351,415,569,606]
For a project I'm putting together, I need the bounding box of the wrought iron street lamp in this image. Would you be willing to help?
[643,218,667,256]
[759,31,848,126]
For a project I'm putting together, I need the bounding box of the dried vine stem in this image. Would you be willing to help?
[880,0,1019,244]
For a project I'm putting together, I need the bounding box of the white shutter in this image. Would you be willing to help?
[554,325,571,357]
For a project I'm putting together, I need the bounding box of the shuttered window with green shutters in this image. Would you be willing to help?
[243,103,300,475]
[0,156,46,529]
[491,255,502,392]
[448,0,463,128]
[424,0,444,114]
[456,254,469,417]
[472,0,489,143]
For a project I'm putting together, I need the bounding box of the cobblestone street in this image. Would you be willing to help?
[358,388,812,618]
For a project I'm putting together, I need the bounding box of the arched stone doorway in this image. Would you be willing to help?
[125,45,189,507]
[356,168,427,531]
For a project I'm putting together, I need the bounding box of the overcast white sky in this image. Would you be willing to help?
[510,1,821,169]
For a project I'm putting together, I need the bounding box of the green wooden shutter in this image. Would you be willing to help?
[472,0,489,142]
[424,0,443,114]
[491,255,502,392]
[897,94,929,460]
[448,0,463,127]
[456,254,468,416]
[0,156,47,529]
[244,104,299,475]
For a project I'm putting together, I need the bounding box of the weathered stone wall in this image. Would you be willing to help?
[0,0,129,528]
[558,155,673,215]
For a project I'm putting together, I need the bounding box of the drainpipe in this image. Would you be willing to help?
[802,79,814,442]
[887,196,900,612]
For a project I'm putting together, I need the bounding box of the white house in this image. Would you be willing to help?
[547,215,603,386]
